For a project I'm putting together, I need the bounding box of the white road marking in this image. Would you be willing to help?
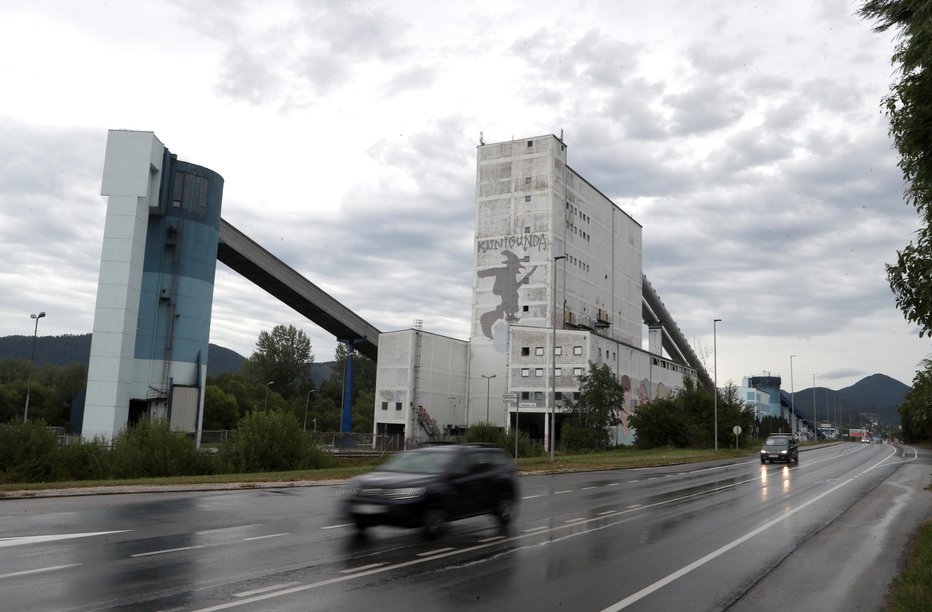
[131,545,204,558]
[243,533,290,541]
[320,523,353,530]
[582,486,596,490]
[234,582,300,597]
[0,564,82,580]
[565,518,586,524]
[522,494,543,500]
[554,490,572,495]
[417,547,455,557]
[339,563,386,574]
[523,526,548,533]
[478,535,506,543]
[0,530,129,548]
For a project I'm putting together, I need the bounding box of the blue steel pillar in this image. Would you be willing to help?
[340,337,366,445]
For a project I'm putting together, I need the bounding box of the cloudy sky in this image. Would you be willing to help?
[1,0,926,391]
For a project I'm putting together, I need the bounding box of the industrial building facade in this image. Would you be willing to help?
[373,134,696,447]
[82,131,224,441]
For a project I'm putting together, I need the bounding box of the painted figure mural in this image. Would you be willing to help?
[477,250,537,339]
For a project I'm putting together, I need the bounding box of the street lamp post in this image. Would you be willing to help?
[790,355,796,437]
[481,374,496,422]
[24,311,46,423]
[713,318,721,451]
[303,389,316,431]
[552,254,566,462]
[264,381,274,413]
[812,374,817,440]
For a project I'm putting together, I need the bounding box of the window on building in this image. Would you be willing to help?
[521,391,530,400]
[525,195,531,202]
[381,402,388,411]
[555,346,562,356]
[395,402,402,410]
[535,368,543,377]
[521,368,530,377]
[521,346,530,356]
[573,346,583,356]
[555,391,563,400]
[523,305,529,312]
[573,367,584,376]
[534,391,543,401]
[535,346,544,356]
[527,140,533,147]
[525,177,532,184]
[555,367,562,376]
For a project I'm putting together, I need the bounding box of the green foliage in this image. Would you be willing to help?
[242,325,314,398]
[110,417,209,478]
[50,437,112,481]
[465,421,540,457]
[628,378,753,449]
[0,419,59,482]
[219,410,333,472]
[860,2,932,335]
[0,359,85,427]
[889,519,932,611]
[561,363,625,451]
[203,384,240,430]
[899,359,932,442]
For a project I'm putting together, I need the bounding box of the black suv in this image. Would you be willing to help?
[760,434,799,464]
[337,443,518,538]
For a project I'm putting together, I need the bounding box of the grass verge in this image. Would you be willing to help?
[889,519,932,611]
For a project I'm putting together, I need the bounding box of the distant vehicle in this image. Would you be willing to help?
[337,443,518,538]
[760,434,799,464]
[860,436,870,444]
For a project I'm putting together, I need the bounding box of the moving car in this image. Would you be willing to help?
[337,443,518,538]
[760,434,799,464]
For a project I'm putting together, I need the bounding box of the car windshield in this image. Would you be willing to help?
[379,450,456,474]
[764,437,789,446]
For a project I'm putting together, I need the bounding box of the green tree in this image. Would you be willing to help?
[203,384,240,430]
[899,359,932,442]
[240,325,314,398]
[860,2,932,335]
[561,363,625,452]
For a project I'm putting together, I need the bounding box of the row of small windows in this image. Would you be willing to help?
[521,366,585,377]
[380,402,404,410]
[520,391,580,401]
[520,345,584,357]
[566,201,590,223]
[172,171,209,213]
[566,254,589,272]
[567,220,591,242]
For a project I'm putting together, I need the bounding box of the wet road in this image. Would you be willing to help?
[0,443,927,611]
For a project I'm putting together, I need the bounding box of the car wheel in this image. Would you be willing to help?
[495,496,516,526]
[354,517,369,533]
[793,454,799,464]
[760,458,766,464]
[422,508,447,539]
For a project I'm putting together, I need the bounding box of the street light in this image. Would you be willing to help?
[713,318,721,451]
[812,374,817,440]
[264,381,274,413]
[790,355,797,437]
[303,389,316,431]
[552,254,566,461]
[23,311,46,423]
[481,374,496,422]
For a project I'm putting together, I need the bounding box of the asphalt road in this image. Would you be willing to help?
[0,443,928,611]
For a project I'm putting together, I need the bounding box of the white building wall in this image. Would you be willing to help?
[373,329,468,444]
[84,131,165,441]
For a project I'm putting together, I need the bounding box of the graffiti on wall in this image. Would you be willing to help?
[477,249,538,339]
[477,233,548,254]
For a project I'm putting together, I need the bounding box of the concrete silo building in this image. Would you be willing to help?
[82,130,224,441]
[373,134,701,448]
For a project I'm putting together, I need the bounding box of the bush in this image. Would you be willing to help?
[50,437,113,481]
[0,419,59,483]
[465,422,540,458]
[110,416,208,478]
[218,410,333,473]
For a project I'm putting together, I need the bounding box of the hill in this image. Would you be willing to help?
[788,373,909,428]
[0,333,337,381]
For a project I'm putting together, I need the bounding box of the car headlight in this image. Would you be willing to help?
[384,487,427,500]
[760,449,767,454]
[779,450,787,454]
